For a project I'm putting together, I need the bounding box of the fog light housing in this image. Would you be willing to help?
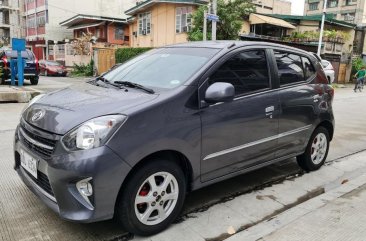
[76,177,94,208]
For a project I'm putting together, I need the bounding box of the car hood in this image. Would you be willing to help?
[22,83,159,135]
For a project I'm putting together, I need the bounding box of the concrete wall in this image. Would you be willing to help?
[129,3,196,48]
[252,0,291,15]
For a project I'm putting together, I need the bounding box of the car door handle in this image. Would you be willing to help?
[265,106,274,119]
[265,106,274,113]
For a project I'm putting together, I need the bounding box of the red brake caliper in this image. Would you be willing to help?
[137,184,150,210]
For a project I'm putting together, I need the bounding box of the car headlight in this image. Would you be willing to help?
[62,115,127,151]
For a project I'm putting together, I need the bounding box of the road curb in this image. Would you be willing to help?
[0,86,42,103]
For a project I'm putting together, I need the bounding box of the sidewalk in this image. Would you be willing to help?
[134,151,366,241]
[227,168,366,241]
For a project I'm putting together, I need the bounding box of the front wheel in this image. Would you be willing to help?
[116,160,186,236]
[30,77,39,85]
[297,126,330,172]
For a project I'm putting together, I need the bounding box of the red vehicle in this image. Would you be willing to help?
[39,60,67,76]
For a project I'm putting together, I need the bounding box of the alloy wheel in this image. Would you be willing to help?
[311,133,328,165]
[134,172,179,226]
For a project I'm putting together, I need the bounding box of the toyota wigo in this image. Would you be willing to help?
[14,41,334,236]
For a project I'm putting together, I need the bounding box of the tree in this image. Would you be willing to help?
[188,0,255,41]
[71,32,94,55]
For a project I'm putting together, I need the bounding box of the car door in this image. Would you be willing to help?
[272,50,319,158]
[199,48,279,182]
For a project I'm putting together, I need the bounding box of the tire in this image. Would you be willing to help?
[116,160,186,236]
[297,126,330,172]
[30,77,39,85]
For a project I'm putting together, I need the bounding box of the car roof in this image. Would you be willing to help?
[164,41,313,56]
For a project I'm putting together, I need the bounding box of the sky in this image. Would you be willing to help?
[288,0,305,15]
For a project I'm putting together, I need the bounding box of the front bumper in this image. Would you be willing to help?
[14,123,131,223]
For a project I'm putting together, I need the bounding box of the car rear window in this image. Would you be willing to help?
[5,50,34,60]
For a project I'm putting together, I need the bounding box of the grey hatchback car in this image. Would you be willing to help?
[14,41,334,235]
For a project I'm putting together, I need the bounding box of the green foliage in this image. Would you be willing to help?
[352,57,364,73]
[188,0,255,41]
[71,59,94,77]
[115,47,153,63]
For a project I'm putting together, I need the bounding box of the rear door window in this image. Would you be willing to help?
[209,50,270,96]
[274,51,305,86]
[302,57,316,79]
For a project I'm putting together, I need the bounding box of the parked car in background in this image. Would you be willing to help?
[0,48,40,85]
[39,60,67,77]
[15,41,334,236]
[311,53,335,84]
[321,60,335,84]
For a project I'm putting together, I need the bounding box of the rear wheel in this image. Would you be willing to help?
[116,160,186,236]
[30,77,39,85]
[297,126,330,172]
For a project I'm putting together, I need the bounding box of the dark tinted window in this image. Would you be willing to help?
[209,50,270,96]
[302,57,316,79]
[274,51,304,85]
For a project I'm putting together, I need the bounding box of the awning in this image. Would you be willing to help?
[249,13,296,29]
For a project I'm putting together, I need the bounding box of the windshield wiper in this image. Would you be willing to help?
[94,76,128,90]
[114,81,155,94]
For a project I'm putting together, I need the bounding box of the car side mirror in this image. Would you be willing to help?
[205,82,235,104]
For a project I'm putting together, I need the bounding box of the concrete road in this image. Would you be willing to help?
[0,78,365,241]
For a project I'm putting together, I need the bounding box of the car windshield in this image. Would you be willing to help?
[103,47,219,90]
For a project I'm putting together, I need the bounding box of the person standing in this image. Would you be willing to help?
[354,66,366,92]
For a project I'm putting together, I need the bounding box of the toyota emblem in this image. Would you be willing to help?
[31,109,46,122]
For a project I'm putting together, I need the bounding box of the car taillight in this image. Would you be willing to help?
[326,84,334,101]
[316,71,329,84]
[35,58,39,72]
[2,57,8,68]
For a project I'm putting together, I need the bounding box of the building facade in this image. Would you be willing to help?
[126,0,207,48]
[0,0,23,44]
[251,0,292,15]
[304,0,363,25]
[22,0,136,60]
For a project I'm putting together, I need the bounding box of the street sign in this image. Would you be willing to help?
[206,13,219,22]
[11,38,26,86]
[12,38,26,51]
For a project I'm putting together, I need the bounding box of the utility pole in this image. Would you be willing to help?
[203,10,207,41]
[317,0,328,56]
[212,0,217,41]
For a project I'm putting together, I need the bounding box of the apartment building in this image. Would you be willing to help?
[0,0,23,44]
[304,0,363,25]
[251,0,292,15]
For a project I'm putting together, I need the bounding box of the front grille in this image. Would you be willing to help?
[18,126,56,158]
[24,168,55,197]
